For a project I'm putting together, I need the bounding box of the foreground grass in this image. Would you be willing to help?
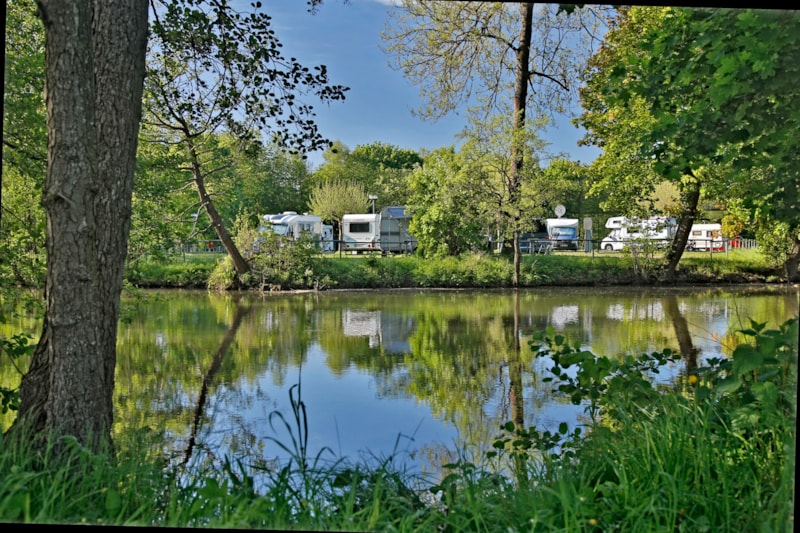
[2,318,795,531]
[127,247,780,291]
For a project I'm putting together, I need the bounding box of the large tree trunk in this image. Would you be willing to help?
[509,2,534,287]
[664,172,701,282]
[9,0,148,453]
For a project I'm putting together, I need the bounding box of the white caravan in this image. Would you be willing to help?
[687,223,724,251]
[341,206,418,254]
[601,216,677,251]
[341,213,381,252]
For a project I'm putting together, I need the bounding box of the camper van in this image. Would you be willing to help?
[257,212,328,251]
[341,206,418,254]
[545,218,580,251]
[601,216,677,251]
[687,223,724,251]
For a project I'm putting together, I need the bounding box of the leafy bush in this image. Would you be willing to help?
[480,317,797,531]
[207,255,238,291]
[246,232,326,291]
[756,219,795,269]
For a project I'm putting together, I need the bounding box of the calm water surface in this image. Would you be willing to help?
[3,285,798,482]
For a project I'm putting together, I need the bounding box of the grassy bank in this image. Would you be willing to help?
[2,317,795,530]
[125,247,782,291]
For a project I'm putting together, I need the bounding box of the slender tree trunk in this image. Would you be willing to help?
[509,2,534,287]
[186,141,251,277]
[784,233,800,282]
[664,171,701,282]
[10,0,148,453]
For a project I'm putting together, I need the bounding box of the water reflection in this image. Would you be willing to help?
[1,286,797,484]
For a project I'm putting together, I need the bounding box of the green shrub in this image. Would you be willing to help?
[481,317,797,531]
[245,233,325,291]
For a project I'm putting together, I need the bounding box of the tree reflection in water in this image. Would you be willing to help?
[2,286,797,485]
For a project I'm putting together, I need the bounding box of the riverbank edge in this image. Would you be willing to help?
[131,271,797,291]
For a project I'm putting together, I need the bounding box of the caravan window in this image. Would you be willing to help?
[348,222,373,233]
[271,224,290,236]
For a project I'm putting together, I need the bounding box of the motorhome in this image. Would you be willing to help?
[687,223,724,251]
[341,206,417,254]
[257,211,327,250]
[601,216,677,251]
[545,218,580,251]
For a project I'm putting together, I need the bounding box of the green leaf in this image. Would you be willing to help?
[105,488,122,513]
[715,375,742,394]
[751,381,779,407]
[732,344,764,375]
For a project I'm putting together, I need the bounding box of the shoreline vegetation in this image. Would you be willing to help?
[2,249,797,531]
[126,247,794,292]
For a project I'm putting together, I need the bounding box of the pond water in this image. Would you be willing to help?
[2,285,798,483]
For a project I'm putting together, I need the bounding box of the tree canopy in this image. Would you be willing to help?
[577,6,800,279]
[143,0,349,276]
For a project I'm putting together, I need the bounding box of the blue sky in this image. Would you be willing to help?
[268,0,601,169]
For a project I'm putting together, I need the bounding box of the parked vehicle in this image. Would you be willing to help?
[687,223,724,251]
[378,206,417,254]
[545,218,580,251]
[341,212,381,252]
[601,216,677,251]
[519,231,550,254]
[341,206,417,254]
[257,211,329,251]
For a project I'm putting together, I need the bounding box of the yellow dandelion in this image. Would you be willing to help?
[688,374,698,385]
[588,518,598,526]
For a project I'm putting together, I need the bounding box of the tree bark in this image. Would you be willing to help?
[509,2,534,288]
[664,172,701,283]
[784,233,800,282]
[186,140,251,277]
[9,0,148,453]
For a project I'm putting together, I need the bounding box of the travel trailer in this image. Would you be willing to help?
[545,218,580,251]
[601,216,677,251]
[687,223,724,251]
[341,206,417,254]
[341,213,381,252]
